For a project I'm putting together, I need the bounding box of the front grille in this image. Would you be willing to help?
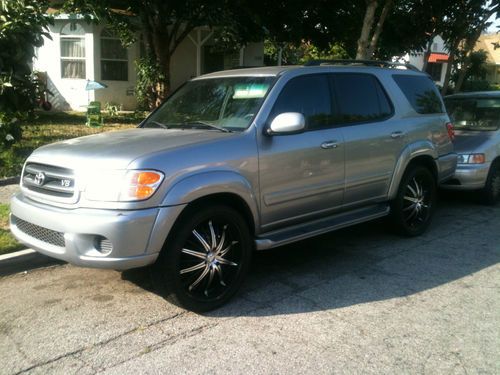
[13,216,65,247]
[22,163,75,198]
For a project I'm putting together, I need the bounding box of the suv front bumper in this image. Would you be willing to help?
[10,193,185,270]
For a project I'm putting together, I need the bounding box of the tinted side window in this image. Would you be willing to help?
[393,75,444,114]
[270,75,332,130]
[332,73,392,124]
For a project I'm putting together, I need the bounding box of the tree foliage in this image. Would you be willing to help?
[62,0,265,108]
[0,0,53,151]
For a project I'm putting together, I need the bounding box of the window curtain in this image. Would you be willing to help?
[61,37,85,79]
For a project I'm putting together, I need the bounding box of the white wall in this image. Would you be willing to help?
[34,21,265,110]
[407,35,448,86]
[170,36,198,91]
[34,18,138,111]
[93,24,139,110]
[34,19,95,111]
[243,43,264,66]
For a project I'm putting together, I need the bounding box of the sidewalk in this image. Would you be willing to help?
[0,183,19,204]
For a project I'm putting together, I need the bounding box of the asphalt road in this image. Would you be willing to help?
[0,193,499,375]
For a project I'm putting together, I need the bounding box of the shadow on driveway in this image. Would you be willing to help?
[122,191,500,317]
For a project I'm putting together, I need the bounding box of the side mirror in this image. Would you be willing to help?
[266,112,305,135]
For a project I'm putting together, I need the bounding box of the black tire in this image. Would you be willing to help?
[480,164,500,205]
[152,205,252,312]
[390,165,437,237]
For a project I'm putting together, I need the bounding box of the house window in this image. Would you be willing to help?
[60,23,86,79]
[202,46,240,74]
[101,29,128,81]
[426,62,443,82]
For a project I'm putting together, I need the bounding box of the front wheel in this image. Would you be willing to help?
[153,205,252,312]
[390,166,437,236]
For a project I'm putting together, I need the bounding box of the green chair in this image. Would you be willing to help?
[86,101,103,127]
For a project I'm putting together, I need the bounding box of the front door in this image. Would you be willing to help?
[258,74,345,230]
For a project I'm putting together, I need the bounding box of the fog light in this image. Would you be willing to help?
[94,236,113,255]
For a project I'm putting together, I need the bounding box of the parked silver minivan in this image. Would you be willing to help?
[443,91,500,204]
[11,62,457,311]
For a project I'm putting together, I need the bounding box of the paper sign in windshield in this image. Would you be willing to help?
[233,84,269,99]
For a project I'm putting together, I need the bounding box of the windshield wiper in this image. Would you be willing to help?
[144,120,232,133]
[146,120,168,129]
[183,121,232,133]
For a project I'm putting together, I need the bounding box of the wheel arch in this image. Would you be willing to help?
[388,146,439,200]
[179,193,257,236]
[160,171,260,234]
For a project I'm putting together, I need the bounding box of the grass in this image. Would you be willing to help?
[0,111,148,254]
[0,203,23,255]
[1,111,145,178]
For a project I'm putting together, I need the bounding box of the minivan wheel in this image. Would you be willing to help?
[153,205,252,312]
[390,166,437,236]
[480,165,500,205]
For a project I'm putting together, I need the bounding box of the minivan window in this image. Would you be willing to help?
[393,75,444,114]
[445,97,500,131]
[331,73,392,124]
[270,74,332,130]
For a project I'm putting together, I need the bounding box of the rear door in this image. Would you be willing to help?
[330,73,404,207]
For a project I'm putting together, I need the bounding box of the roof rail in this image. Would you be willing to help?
[304,59,420,72]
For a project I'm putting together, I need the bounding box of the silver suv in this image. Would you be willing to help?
[10,62,457,311]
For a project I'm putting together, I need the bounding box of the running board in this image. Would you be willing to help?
[255,204,390,250]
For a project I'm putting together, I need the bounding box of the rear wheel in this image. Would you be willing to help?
[390,165,437,236]
[480,164,500,205]
[153,205,252,312]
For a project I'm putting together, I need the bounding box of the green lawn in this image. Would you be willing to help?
[1,111,144,178]
[0,203,23,255]
[0,111,147,255]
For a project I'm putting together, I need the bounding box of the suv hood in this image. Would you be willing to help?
[28,128,232,170]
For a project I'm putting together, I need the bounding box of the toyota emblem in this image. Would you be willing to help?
[34,171,46,186]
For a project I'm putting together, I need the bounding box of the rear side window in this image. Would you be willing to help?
[270,74,332,130]
[331,73,392,124]
[393,75,444,114]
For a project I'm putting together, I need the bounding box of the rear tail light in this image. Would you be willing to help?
[446,122,455,141]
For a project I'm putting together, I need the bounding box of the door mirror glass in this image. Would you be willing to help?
[267,112,305,135]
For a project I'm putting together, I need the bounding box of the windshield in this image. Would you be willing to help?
[445,97,500,131]
[143,76,274,132]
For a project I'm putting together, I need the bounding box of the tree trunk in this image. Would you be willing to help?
[441,41,460,96]
[156,57,171,106]
[454,28,486,93]
[366,0,393,58]
[356,0,378,59]
[421,35,435,73]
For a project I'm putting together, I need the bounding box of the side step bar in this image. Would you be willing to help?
[255,204,390,250]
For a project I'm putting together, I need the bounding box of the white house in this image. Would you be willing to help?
[34,15,264,111]
[399,35,449,86]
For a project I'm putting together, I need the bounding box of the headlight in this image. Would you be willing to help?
[457,153,486,164]
[84,170,164,201]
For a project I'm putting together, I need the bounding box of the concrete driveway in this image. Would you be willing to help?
[0,193,499,375]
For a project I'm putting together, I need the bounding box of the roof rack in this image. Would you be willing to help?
[304,59,420,72]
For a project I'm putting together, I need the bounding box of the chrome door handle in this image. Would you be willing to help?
[391,131,405,139]
[321,140,338,149]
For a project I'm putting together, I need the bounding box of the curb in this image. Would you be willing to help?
[0,248,35,261]
[0,176,20,187]
[0,248,63,277]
